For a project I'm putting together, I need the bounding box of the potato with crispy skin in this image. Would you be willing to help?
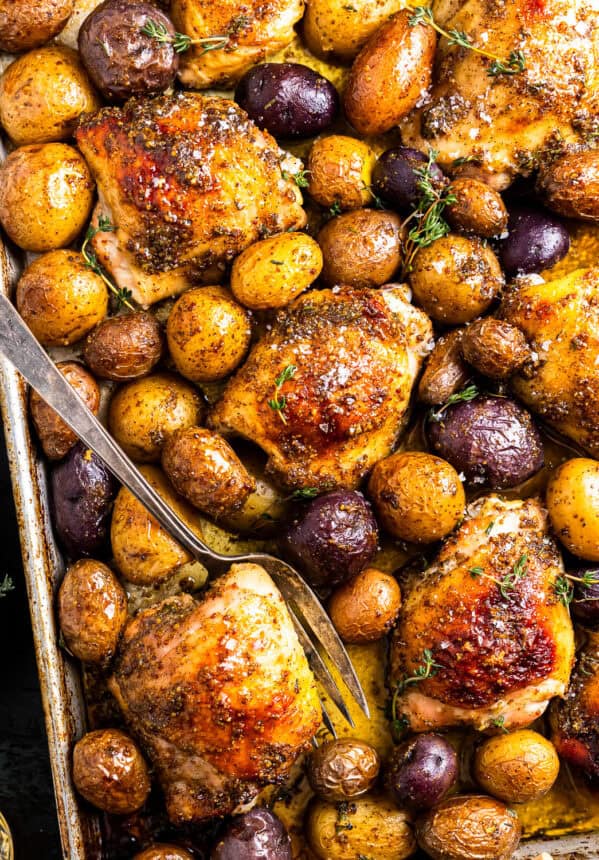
[417,329,470,406]
[30,362,100,460]
[83,312,163,381]
[446,177,508,237]
[303,0,405,61]
[474,730,559,803]
[538,149,599,223]
[318,210,403,288]
[133,848,194,860]
[461,318,530,380]
[546,458,599,561]
[328,567,401,643]
[0,0,74,52]
[308,135,376,211]
[73,728,151,814]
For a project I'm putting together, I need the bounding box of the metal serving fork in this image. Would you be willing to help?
[0,292,369,733]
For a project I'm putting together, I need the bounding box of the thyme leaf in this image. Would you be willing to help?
[281,168,311,189]
[389,650,441,738]
[429,383,479,422]
[141,19,229,55]
[81,217,135,311]
[0,574,14,598]
[491,715,509,733]
[268,364,297,424]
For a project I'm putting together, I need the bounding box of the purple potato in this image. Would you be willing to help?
[50,442,117,558]
[385,733,458,811]
[79,0,179,102]
[372,146,445,211]
[211,808,291,860]
[427,394,544,490]
[569,569,599,627]
[500,207,570,275]
[235,63,339,139]
[281,490,378,588]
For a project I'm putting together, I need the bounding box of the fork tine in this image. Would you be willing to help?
[290,607,353,729]
[320,701,338,740]
[265,558,370,718]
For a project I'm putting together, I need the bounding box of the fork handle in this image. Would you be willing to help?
[0,293,237,568]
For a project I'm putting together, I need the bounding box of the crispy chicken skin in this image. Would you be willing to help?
[401,0,599,189]
[499,267,599,457]
[390,496,575,733]
[210,285,433,490]
[109,563,321,823]
[75,93,306,306]
[551,632,599,780]
[172,0,304,89]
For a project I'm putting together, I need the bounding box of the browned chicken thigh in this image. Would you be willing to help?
[210,285,433,490]
[75,93,306,306]
[402,0,599,189]
[109,563,321,823]
[390,496,575,733]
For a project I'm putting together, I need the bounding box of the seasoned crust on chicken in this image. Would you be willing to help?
[75,93,306,306]
[390,496,575,732]
[401,0,599,189]
[172,0,304,89]
[209,285,433,491]
[109,563,321,823]
[499,267,599,457]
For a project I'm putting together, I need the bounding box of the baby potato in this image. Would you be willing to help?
[307,739,380,801]
[133,847,194,860]
[416,795,521,860]
[303,0,404,61]
[0,143,94,252]
[0,0,75,53]
[0,45,100,146]
[111,465,206,584]
[546,458,599,561]
[230,233,323,310]
[446,178,508,238]
[72,728,151,815]
[162,427,256,519]
[409,234,504,325]
[58,559,127,665]
[318,209,403,288]
[167,286,251,383]
[474,730,560,804]
[368,451,465,543]
[461,318,530,380]
[16,251,108,346]
[83,311,163,381]
[344,10,436,136]
[417,329,470,406]
[108,372,204,463]
[538,149,599,223]
[306,795,416,860]
[328,567,401,643]
[308,135,376,211]
[30,361,100,460]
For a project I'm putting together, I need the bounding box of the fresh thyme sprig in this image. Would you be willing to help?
[281,168,311,189]
[291,487,320,500]
[469,554,529,599]
[141,19,230,55]
[0,574,14,598]
[554,570,599,606]
[491,715,509,733]
[409,6,526,77]
[390,649,441,737]
[267,364,297,424]
[81,217,135,311]
[429,383,479,422]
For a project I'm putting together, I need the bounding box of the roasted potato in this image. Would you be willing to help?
[538,149,599,223]
[307,135,376,211]
[162,427,256,519]
[303,0,404,61]
[167,286,251,383]
[318,209,403,288]
[108,373,204,463]
[328,567,401,643]
[307,739,380,801]
[0,45,99,145]
[344,10,436,136]
[0,144,94,252]
[213,809,292,860]
[417,329,470,406]
[474,730,560,804]
[218,443,291,536]
[386,734,458,811]
[30,361,100,460]
[415,795,521,860]
[83,312,163,381]
[230,233,323,310]
[446,178,508,238]
[546,458,599,561]
[58,559,127,665]
[409,234,504,324]
[111,465,207,585]
[133,847,194,860]
[368,451,465,543]
[0,0,75,53]
[16,251,108,346]
[306,795,416,860]
[461,318,530,380]
[72,728,151,815]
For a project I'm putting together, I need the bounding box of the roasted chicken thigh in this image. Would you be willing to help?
[75,93,306,306]
[210,285,433,490]
[109,563,321,823]
[390,496,575,732]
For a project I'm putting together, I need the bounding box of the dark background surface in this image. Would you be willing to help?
[0,423,62,858]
